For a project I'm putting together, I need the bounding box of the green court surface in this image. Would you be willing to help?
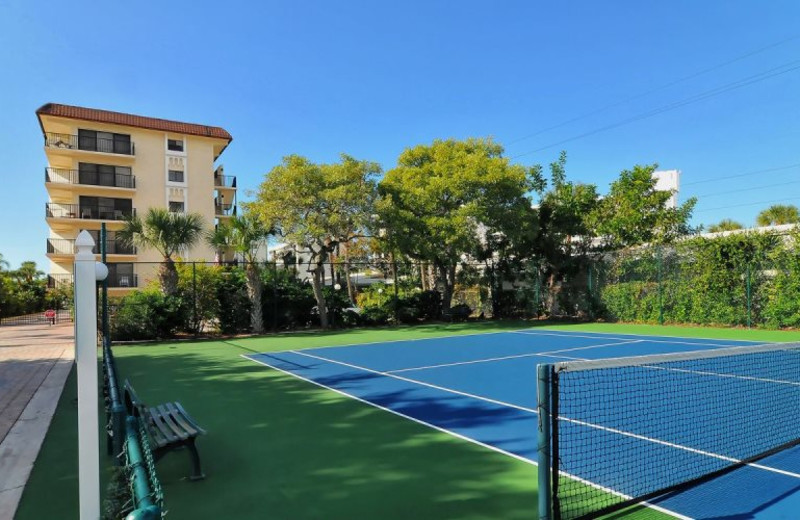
[15,322,800,519]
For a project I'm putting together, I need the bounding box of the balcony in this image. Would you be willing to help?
[47,238,136,256]
[215,202,236,217]
[214,175,237,189]
[47,274,73,289]
[44,133,135,156]
[107,272,138,288]
[45,168,136,189]
[46,203,135,220]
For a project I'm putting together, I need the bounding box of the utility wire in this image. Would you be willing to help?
[695,196,800,213]
[695,180,800,199]
[682,163,800,186]
[506,34,800,146]
[511,59,800,159]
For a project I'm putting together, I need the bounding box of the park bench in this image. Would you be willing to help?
[123,380,207,481]
[442,305,472,323]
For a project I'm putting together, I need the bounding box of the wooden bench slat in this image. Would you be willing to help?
[173,402,207,435]
[155,404,190,441]
[148,407,177,447]
[164,403,200,437]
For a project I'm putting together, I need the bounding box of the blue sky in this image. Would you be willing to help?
[1,1,799,269]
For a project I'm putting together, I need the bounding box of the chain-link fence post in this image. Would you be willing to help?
[272,261,278,332]
[746,263,752,329]
[657,245,664,325]
[192,262,198,335]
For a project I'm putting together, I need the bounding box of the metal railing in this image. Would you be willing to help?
[47,238,136,255]
[46,203,135,220]
[47,274,73,289]
[44,132,135,155]
[45,167,136,189]
[214,203,236,216]
[107,273,138,288]
[214,175,237,188]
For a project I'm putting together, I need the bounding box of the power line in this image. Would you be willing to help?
[682,163,800,186]
[694,196,800,213]
[506,34,800,147]
[695,180,800,199]
[511,59,800,159]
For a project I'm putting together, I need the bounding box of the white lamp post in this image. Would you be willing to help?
[74,230,108,520]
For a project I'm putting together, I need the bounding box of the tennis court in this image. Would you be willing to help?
[247,329,800,519]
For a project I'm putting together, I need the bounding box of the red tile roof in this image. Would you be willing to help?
[36,103,232,141]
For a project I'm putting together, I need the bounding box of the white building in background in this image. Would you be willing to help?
[652,169,680,209]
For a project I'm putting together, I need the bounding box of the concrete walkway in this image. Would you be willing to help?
[0,323,74,520]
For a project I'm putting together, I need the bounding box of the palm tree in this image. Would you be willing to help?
[708,219,744,233]
[117,208,205,295]
[207,214,272,334]
[756,204,800,227]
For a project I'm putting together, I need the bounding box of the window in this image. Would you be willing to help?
[167,139,184,152]
[78,163,133,188]
[169,201,185,213]
[168,170,185,183]
[78,130,131,154]
[79,196,133,220]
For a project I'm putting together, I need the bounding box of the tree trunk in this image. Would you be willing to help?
[311,266,329,328]
[420,263,428,291]
[159,257,179,296]
[437,263,455,311]
[343,244,356,304]
[246,263,264,334]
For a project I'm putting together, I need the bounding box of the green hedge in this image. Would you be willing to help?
[598,231,800,328]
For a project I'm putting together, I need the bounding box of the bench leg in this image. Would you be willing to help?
[187,439,205,481]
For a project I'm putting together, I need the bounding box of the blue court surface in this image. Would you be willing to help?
[245,329,800,519]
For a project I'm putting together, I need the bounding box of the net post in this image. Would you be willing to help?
[537,363,553,520]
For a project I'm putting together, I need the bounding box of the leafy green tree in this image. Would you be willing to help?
[207,214,272,334]
[533,152,600,313]
[117,208,205,295]
[756,204,800,227]
[591,164,697,248]
[249,154,380,328]
[708,219,744,233]
[378,137,542,310]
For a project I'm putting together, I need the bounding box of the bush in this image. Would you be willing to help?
[216,268,252,334]
[261,268,315,329]
[111,290,184,341]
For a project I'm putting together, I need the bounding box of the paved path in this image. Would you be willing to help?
[0,323,74,520]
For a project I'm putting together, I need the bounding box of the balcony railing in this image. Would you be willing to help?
[214,175,237,188]
[215,203,236,217]
[47,274,73,289]
[45,168,136,189]
[47,238,136,255]
[107,273,138,288]
[44,133,135,156]
[46,203,135,220]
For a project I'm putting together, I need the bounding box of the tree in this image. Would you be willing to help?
[378,138,542,310]
[533,152,600,313]
[117,208,205,295]
[207,213,272,334]
[591,164,697,249]
[756,204,800,227]
[708,219,744,233]
[249,154,380,328]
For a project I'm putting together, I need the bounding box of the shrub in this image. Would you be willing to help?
[261,268,315,329]
[111,290,183,340]
[216,268,251,334]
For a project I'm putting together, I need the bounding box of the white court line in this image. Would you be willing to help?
[387,340,641,374]
[512,330,752,348]
[518,328,769,344]
[267,329,531,354]
[243,352,690,520]
[286,349,800,481]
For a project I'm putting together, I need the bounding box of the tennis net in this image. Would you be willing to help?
[536,342,800,520]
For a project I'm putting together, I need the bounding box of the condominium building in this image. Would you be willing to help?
[39,103,236,294]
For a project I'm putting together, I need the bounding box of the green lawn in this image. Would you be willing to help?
[16,321,800,519]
